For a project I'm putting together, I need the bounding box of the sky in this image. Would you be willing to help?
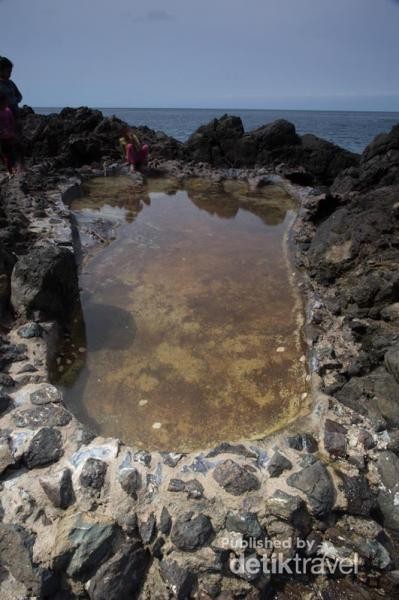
[1,0,399,111]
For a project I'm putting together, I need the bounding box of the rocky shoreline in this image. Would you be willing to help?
[0,108,399,599]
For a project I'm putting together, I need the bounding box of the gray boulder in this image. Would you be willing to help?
[11,245,79,325]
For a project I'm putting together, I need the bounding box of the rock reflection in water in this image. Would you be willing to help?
[56,176,308,451]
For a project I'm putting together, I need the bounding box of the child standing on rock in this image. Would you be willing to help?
[0,56,22,116]
[0,93,21,176]
[119,128,149,173]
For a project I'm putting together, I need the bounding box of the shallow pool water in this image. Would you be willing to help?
[56,176,308,451]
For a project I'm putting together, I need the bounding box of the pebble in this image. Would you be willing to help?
[276,346,285,353]
[152,422,162,429]
[139,399,148,407]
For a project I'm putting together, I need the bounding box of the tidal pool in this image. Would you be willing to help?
[55,176,308,451]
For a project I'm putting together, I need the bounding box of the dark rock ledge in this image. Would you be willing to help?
[0,108,398,598]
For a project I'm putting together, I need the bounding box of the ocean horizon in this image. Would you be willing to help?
[34,106,399,154]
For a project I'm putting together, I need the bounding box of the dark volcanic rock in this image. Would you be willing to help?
[267,451,293,477]
[171,512,214,551]
[20,106,182,167]
[0,391,12,416]
[225,511,264,539]
[79,458,108,490]
[287,433,318,452]
[11,244,79,324]
[376,451,399,531]
[88,541,150,600]
[385,346,399,384]
[186,114,245,166]
[160,507,172,535]
[13,405,72,428]
[168,478,204,499]
[339,473,375,516]
[206,442,257,459]
[139,513,157,545]
[160,558,196,600]
[0,373,15,387]
[0,247,16,318]
[0,524,47,596]
[18,322,43,339]
[119,467,142,498]
[324,419,347,458]
[40,467,74,509]
[67,521,118,581]
[307,185,399,285]
[25,427,63,469]
[30,384,62,405]
[332,123,399,194]
[287,460,335,518]
[265,490,312,533]
[212,460,260,495]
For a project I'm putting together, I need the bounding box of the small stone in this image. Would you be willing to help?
[213,460,260,496]
[276,346,285,353]
[287,433,318,453]
[162,452,184,467]
[13,405,72,428]
[0,392,12,416]
[185,479,204,499]
[119,467,141,498]
[225,512,263,539]
[16,363,38,374]
[340,473,375,516]
[18,322,43,339]
[168,478,186,493]
[139,513,157,545]
[0,437,15,475]
[206,442,257,459]
[0,373,15,387]
[133,450,151,467]
[40,468,74,509]
[171,512,214,551]
[30,384,62,405]
[152,422,162,429]
[160,507,172,535]
[25,427,63,469]
[79,458,107,490]
[287,460,335,518]
[265,490,311,533]
[160,559,196,600]
[324,419,347,458]
[267,451,293,477]
[138,399,148,407]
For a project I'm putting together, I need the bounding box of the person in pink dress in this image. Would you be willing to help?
[119,128,149,173]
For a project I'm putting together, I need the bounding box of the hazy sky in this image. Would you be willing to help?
[1,0,399,110]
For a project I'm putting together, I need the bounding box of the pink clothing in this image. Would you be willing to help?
[0,106,16,140]
[126,143,149,167]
